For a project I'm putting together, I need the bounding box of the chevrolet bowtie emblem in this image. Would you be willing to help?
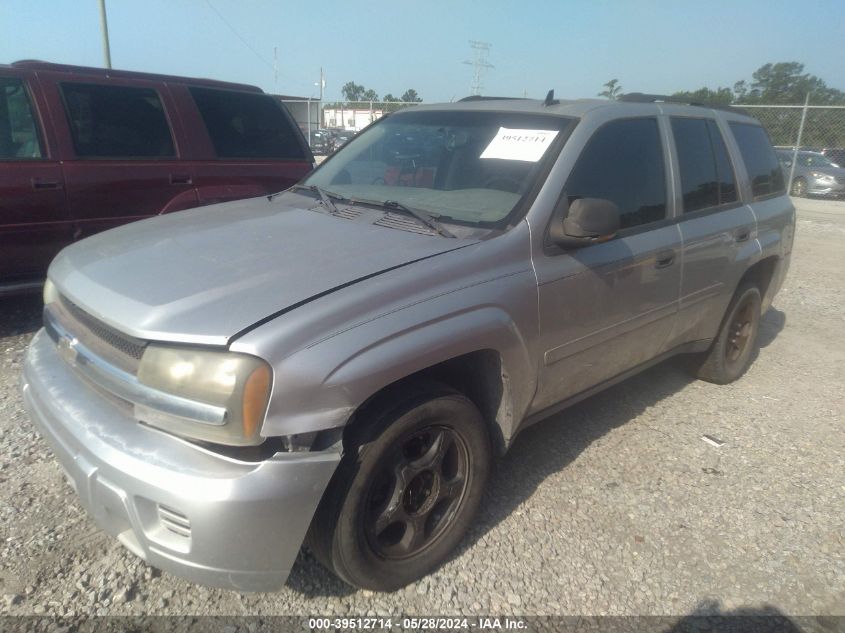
[57,334,79,364]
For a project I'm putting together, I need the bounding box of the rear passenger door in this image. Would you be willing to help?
[666,116,757,347]
[532,117,682,412]
[0,71,69,286]
[41,77,198,240]
[177,86,313,204]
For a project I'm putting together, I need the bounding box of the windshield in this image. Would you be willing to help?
[800,153,836,168]
[304,110,575,228]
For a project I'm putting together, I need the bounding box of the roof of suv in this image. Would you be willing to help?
[402,96,759,123]
[5,60,262,93]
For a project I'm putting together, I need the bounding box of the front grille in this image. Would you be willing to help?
[157,505,191,539]
[49,296,147,373]
[374,212,438,236]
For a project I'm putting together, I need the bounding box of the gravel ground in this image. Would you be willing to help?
[0,199,843,621]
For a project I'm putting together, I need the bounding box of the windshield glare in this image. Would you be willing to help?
[304,110,574,227]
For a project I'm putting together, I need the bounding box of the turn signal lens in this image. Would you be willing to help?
[242,364,272,439]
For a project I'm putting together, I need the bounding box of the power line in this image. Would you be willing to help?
[202,0,315,91]
[203,0,273,70]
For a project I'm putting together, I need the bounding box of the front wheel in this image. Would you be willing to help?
[308,383,491,591]
[689,283,762,384]
[791,177,807,197]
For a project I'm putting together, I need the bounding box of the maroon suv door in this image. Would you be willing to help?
[169,84,313,204]
[37,74,198,240]
[0,70,70,288]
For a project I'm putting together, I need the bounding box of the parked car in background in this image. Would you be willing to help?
[775,149,845,197]
[0,61,313,294]
[24,94,793,592]
[308,129,334,155]
[332,129,356,149]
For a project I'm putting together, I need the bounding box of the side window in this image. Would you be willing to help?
[189,87,306,160]
[61,83,175,158]
[565,118,666,229]
[0,77,43,159]
[728,122,785,199]
[670,117,738,213]
[671,118,719,212]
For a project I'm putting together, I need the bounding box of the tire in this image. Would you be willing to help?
[308,382,492,591]
[689,282,762,384]
[791,177,807,197]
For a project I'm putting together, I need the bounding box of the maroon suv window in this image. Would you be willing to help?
[189,86,306,160]
[60,82,175,159]
[0,78,43,160]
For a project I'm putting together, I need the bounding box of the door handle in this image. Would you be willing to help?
[655,249,676,269]
[735,228,751,243]
[31,178,62,190]
[170,173,192,185]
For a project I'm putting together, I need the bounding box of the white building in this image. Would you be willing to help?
[322,106,385,131]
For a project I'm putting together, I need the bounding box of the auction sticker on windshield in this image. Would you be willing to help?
[480,127,559,162]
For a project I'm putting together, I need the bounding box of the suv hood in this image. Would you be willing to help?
[49,194,475,346]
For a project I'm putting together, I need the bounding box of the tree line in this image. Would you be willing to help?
[339,82,422,104]
[598,62,845,105]
[598,62,845,147]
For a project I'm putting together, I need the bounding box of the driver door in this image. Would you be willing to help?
[531,116,681,413]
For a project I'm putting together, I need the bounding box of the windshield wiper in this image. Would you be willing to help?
[281,184,344,215]
[379,200,456,238]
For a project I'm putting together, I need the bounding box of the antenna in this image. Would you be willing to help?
[463,40,494,96]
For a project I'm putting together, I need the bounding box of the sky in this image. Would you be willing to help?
[1,0,843,103]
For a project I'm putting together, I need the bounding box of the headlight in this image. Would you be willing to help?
[810,172,834,181]
[43,278,58,305]
[136,345,272,446]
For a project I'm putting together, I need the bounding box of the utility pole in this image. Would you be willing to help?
[273,46,278,92]
[319,67,324,102]
[319,68,324,128]
[98,0,112,69]
[463,40,493,96]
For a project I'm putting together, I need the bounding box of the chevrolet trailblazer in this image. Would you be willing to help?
[22,92,794,591]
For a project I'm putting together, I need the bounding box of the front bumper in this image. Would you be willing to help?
[21,329,341,592]
[808,179,845,197]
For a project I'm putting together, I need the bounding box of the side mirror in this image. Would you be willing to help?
[550,197,621,249]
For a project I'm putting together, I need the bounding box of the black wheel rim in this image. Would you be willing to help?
[725,298,754,369]
[364,425,470,560]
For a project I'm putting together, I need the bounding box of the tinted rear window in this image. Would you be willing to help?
[189,87,306,160]
[60,83,175,158]
[728,122,785,199]
[671,118,738,212]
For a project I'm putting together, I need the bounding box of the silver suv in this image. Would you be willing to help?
[22,94,795,592]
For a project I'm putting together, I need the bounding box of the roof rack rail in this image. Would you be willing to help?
[618,92,746,115]
[457,95,527,102]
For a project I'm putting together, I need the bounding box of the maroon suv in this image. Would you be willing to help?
[0,61,314,294]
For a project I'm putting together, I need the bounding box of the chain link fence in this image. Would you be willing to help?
[739,104,845,154]
[740,104,845,196]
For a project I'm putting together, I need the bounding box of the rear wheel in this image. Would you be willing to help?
[308,383,491,590]
[689,282,761,384]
